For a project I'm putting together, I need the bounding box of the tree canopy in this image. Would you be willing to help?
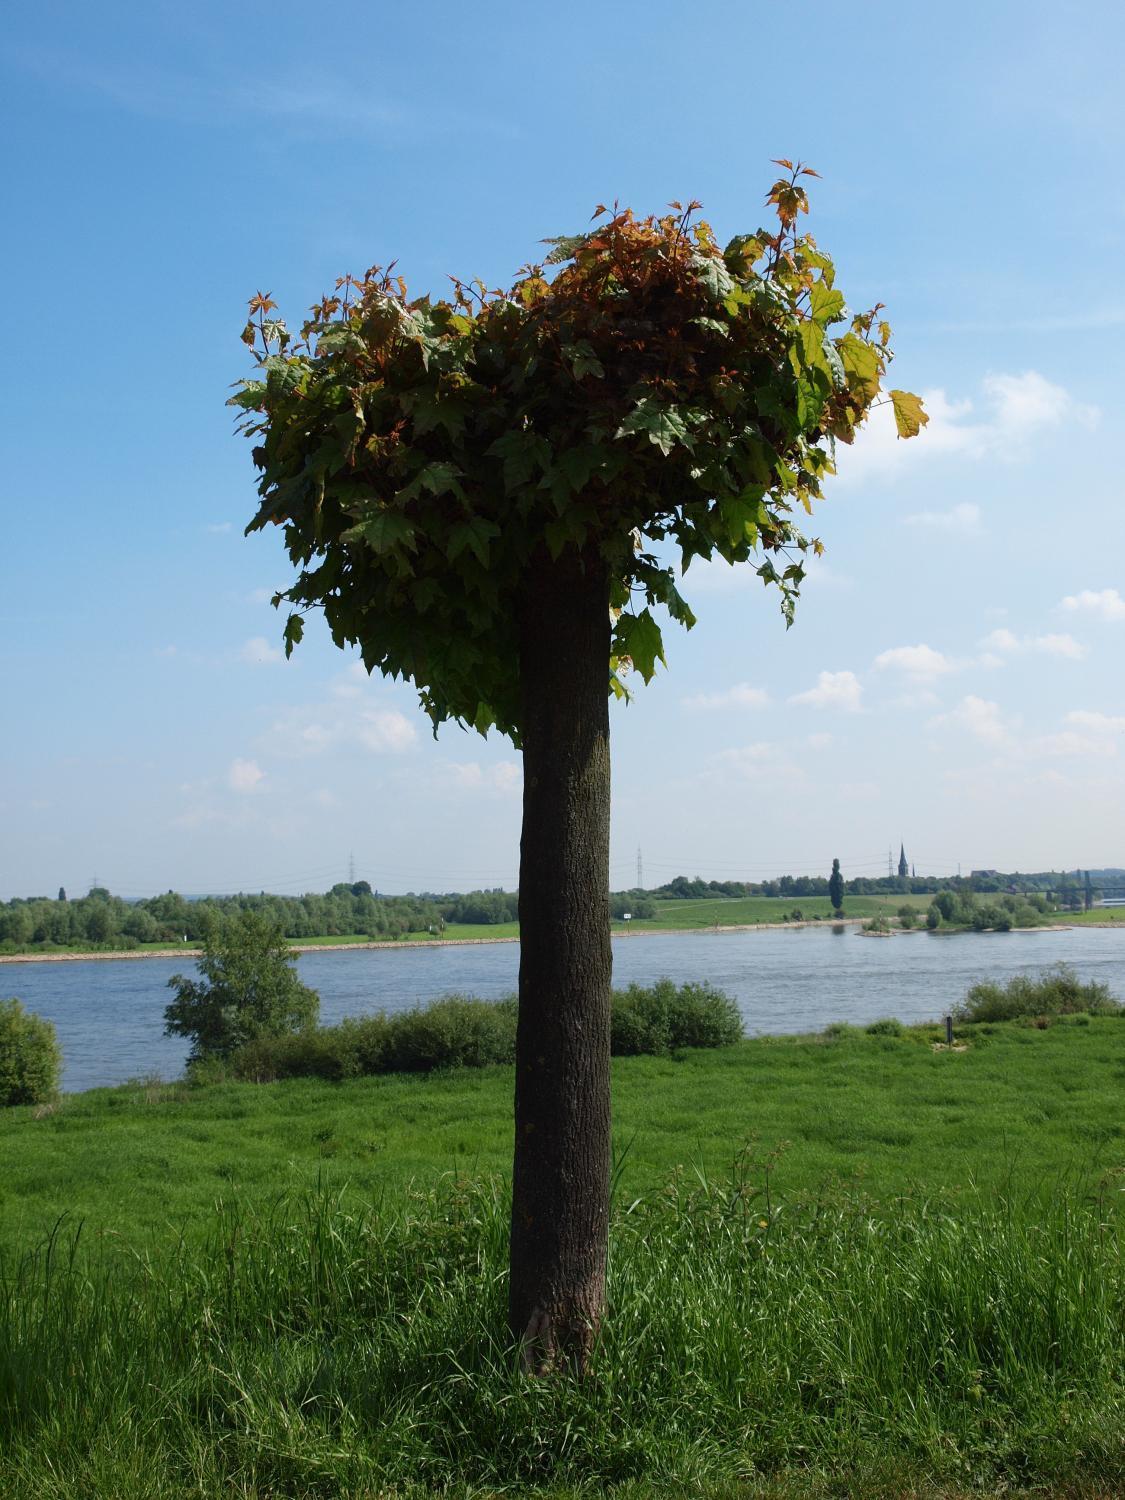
[233,164,925,741]
[164,911,319,1061]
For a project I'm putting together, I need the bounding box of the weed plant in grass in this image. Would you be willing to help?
[1,1164,1122,1498]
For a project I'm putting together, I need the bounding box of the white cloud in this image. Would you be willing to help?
[263,669,418,758]
[247,587,275,605]
[239,635,285,666]
[1065,710,1125,733]
[931,695,1010,746]
[355,709,416,753]
[789,670,862,712]
[873,644,955,682]
[1059,588,1125,622]
[981,628,1020,652]
[806,732,833,750]
[892,688,940,709]
[682,682,770,710]
[930,699,1116,764]
[445,760,522,794]
[331,662,370,699]
[492,762,523,793]
[206,522,233,534]
[1030,731,1116,759]
[837,371,1099,486]
[228,758,266,793]
[903,502,982,534]
[1033,633,1086,660]
[980,628,1087,661]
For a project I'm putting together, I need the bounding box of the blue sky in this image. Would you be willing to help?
[3,1,1124,898]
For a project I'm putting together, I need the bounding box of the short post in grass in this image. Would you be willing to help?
[945,1014,954,1047]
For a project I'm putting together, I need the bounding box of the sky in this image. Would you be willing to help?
[2,0,1124,899]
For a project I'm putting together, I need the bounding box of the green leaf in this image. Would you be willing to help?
[398,461,467,504]
[542,234,586,265]
[562,340,605,379]
[343,510,417,555]
[486,431,550,491]
[692,252,734,302]
[226,380,266,411]
[544,510,589,559]
[283,613,304,659]
[796,376,827,428]
[689,316,730,338]
[447,516,501,567]
[616,398,693,456]
[809,284,845,326]
[615,608,665,683]
[797,320,831,377]
[889,389,928,439]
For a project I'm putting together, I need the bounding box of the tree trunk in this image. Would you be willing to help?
[510,551,612,1374]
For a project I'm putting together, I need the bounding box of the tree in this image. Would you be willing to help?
[0,998,61,1106]
[828,857,844,915]
[164,910,319,1060]
[233,165,923,1369]
[57,887,66,903]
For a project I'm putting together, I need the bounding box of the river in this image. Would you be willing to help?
[4,926,1123,1094]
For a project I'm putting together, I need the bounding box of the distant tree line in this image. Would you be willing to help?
[0,881,639,950]
[0,865,1104,951]
[654,870,1107,902]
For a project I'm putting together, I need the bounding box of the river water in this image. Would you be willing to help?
[3,926,1123,1094]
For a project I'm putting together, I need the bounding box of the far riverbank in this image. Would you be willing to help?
[3,916,1122,967]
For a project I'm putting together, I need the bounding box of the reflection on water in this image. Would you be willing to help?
[4,925,1123,1094]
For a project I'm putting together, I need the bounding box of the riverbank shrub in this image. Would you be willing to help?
[0,998,62,1106]
[611,980,742,1054]
[954,963,1122,1024]
[211,982,741,1083]
[165,910,320,1060]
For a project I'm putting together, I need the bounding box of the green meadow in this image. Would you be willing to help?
[2,1018,1123,1497]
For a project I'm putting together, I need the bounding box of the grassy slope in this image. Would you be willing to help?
[2,1018,1121,1261]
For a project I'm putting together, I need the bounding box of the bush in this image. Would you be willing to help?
[611,980,742,1055]
[953,964,1122,1024]
[926,906,941,929]
[862,914,890,934]
[0,998,62,1106]
[220,982,743,1082]
[897,905,917,930]
[865,1017,905,1036]
[822,1021,861,1041]
[384,996,518,1072]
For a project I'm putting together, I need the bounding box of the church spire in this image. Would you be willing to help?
[898,843,908,879]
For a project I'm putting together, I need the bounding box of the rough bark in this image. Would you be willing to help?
[509,551,612,1374]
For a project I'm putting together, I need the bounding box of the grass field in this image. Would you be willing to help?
[1,1018,1123,1497]
[2,1017,1121,1257]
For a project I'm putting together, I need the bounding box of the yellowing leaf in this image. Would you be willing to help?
[889,389,928,439]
